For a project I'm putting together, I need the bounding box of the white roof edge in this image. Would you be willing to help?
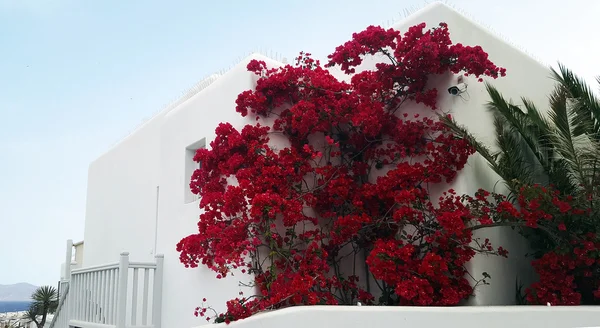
[328,1,550,82]
[164,52,286,119]
[388,1,549,69]
[94,2,553,164]
[91,50,286,164]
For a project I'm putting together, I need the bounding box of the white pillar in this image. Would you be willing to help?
[152,254,164,328]
[116,252,129,328]
[65,239,73,281]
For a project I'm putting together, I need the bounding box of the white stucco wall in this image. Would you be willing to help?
[82,53,283,328]
[376,2,557,306]
[155,57,283,328]
[60,241,84,280]
[83,109,167,266]
[73,242,84,269]
[81,2,562,328]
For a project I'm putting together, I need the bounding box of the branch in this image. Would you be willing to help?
[467,221,563,244]
[467,221,528,231]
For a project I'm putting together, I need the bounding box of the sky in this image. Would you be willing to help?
[0,0,598,287]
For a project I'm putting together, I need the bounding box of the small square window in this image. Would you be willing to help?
[184,138,206,203]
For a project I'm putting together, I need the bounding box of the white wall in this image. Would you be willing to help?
[81,2,562,328]
[60,241,84,280]
[155,56,283,328]
[83,110,166,266]
[198,306,600,328]
[350,2,556,305]
[73,242,84,269]
[83,53,283,328]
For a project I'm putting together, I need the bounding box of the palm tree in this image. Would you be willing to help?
[24,286,58,328]
[442,63,600,198]
[442,63,600,303]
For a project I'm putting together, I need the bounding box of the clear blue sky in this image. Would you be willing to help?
[0,0,598,287]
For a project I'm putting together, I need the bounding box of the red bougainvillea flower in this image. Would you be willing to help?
[177,22,508,323]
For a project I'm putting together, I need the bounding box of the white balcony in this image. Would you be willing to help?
[50,240,164,328]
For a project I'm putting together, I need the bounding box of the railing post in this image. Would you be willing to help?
[63,238,73,315]
[152,254,164,328]
[65,239,73,281]
[116,252,129,328]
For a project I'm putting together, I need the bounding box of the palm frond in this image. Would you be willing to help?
[551,63,600,140]
[31,286,57,303]
[493,115,536,193]
[444,65,600,197]
[547,158,578,195]
[486,84,553,174]
[547,85,600,192]
[438,114,500,170]
[521,97,551,132]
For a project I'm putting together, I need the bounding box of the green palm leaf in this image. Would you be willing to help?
[443,65,600,196]
[551,63,600,140]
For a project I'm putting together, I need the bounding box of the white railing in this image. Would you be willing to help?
[50,240,164,328]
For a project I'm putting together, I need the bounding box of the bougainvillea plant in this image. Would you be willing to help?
[496,184,600,305]
[450,184,600,305]
[177,22,507,323]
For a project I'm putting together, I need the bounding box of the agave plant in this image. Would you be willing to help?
[441,64,600,256]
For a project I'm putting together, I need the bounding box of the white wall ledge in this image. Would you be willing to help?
[197,306,600,328]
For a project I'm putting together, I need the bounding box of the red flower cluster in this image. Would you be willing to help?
[464,184,600,305]
[177,22,506,323]
[365,189,508,306]
[494,185,600,305]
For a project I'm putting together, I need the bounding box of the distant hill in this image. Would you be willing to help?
[0,283,38,301]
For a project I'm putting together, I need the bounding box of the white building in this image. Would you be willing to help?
[49,2,600,328]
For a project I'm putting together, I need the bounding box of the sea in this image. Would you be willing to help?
[0,301,31,313]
